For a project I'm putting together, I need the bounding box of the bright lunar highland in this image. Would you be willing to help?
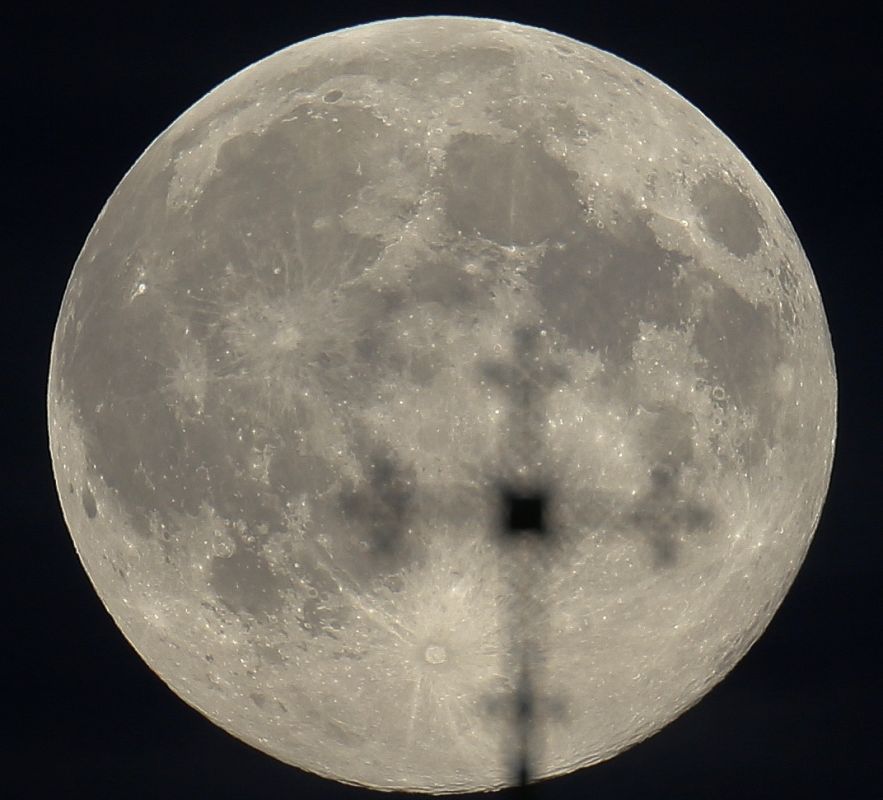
[48,16,836,793]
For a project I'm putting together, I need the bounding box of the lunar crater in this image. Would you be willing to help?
[424,644,449,665]
[81,485,98,519]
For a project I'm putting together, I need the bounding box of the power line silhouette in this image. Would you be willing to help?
[483,324,568,795]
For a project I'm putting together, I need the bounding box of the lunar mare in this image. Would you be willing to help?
[48,16,835,792]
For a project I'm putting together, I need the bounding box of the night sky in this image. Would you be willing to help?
[4,2,880,798]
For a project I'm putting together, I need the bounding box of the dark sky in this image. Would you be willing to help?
[4,2,880,798]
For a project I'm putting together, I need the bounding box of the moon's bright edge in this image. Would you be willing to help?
[48,16,836,793]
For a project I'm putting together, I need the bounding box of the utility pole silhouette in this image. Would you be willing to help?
[482,325,568,796]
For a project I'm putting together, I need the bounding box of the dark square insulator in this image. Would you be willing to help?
[502,489,547,535]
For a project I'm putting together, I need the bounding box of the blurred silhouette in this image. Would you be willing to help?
[483,324,568,794]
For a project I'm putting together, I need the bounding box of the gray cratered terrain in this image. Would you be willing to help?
[48,16,835,793]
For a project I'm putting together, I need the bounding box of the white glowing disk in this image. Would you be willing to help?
[48,16,836,793]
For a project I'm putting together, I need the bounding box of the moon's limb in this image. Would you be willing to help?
[48,16,836,792]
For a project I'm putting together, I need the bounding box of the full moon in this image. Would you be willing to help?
[48,16,836,793]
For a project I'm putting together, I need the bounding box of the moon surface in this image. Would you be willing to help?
[48,16,836,793]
